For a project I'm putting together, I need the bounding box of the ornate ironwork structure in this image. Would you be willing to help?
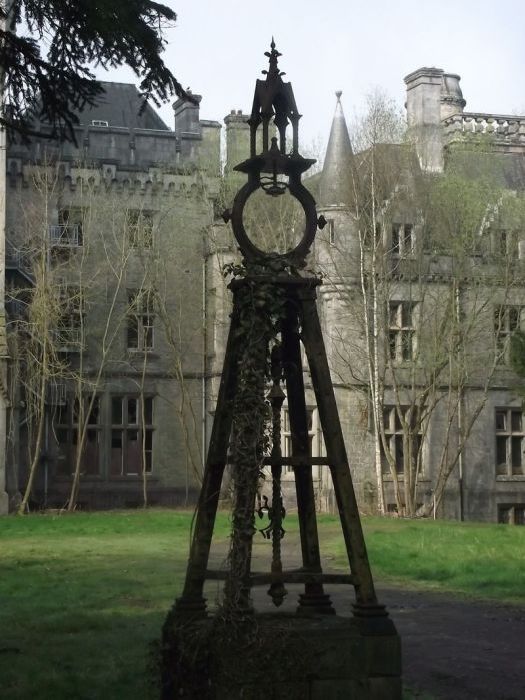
[173,41,392,624]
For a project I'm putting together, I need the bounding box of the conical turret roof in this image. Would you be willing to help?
[318,92,355,208]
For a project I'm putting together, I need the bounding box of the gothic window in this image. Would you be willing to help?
[54,396,101,476]
[127,289,154,351]
[388,301,418,362]
[381,406,422,475]
[495,409,525,476]
[127,210,153,248]
[494,305,522,361]
[391,223,414,257]
[498,504,525,525]
[110,396,154,476]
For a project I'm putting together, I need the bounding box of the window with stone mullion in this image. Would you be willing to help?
[494,305,521,360]
[110,395,154,476]
[54,396,101,476]
[381,405,422,475]
[391,223,414,257]
[495,408,525,476]
[127,289,155,351]
[127,210,153,248]
[281,407,316,474]
[388,301,417,362]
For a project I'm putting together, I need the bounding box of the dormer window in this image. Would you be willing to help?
[91,119,108,127]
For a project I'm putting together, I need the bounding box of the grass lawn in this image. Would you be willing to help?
[325,514,525,603]
[1,509,524,699]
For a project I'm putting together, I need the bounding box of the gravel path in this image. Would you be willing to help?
[378,585,525,700]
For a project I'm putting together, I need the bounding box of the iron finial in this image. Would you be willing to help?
[263,38,282,78]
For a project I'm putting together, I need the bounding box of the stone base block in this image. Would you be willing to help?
[161,612,401,699]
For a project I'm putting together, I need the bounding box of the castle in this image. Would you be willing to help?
[1,67,525,523]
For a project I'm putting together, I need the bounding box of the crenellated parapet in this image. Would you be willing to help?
[7,159,220,199]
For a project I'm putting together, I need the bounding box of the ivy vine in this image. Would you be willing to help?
[221,257,292,616]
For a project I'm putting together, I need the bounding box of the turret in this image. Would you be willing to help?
[318,91,355,209]
[224,110,250,174]
[317,93,359,278]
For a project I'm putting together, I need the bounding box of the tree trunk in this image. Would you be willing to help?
[18,346,47,514]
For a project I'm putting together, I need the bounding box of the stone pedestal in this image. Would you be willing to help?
[161,613,401,699]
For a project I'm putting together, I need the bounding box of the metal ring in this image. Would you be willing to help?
[230,177,318,265]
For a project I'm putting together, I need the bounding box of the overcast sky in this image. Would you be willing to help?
[95,0,525,154]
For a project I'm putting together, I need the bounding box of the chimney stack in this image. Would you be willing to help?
[404,67,466,173]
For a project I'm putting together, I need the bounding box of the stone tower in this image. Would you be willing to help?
[316,91,359,278]
[315,93,362,465]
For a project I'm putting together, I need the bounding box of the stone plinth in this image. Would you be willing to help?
[161,612,401,699]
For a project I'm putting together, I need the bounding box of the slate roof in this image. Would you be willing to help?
[318,92,355,208]
[76,82,171,131]
[445,148,525,190]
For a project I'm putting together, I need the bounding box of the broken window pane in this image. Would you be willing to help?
[495,411,506,431]
[128,399,138,425]
[511,437,523,474]
[112,397,123,425]
[496,436,508,475]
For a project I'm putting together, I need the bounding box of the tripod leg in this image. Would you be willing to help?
[173,307,242,618]
[282,300,334,615]
[300,294,388,620]
[223,329,269,615]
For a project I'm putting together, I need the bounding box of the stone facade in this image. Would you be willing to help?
[5,70,525,523]
[5,83,222,509]
[311,69,525,521]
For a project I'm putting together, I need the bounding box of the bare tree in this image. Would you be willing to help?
[66,184,135,510]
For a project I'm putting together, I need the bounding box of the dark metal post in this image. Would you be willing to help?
[174,303,242,617]
[282,293,334,614]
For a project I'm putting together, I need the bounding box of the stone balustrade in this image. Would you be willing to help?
[443,112,525,143]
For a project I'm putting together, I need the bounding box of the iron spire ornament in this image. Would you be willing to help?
[163,42,400,700]
[223,40,326,267]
